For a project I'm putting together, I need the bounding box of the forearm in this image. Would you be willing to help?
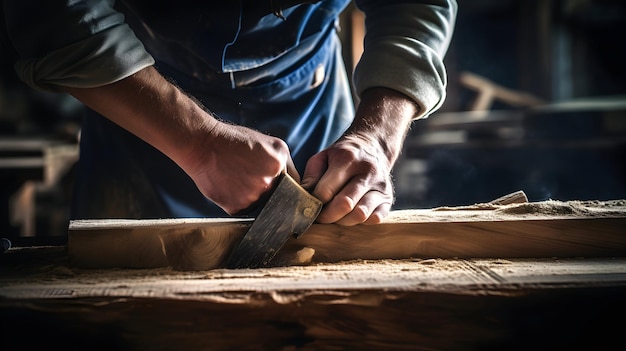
[64,65,294,215]
[346,87,418,167]
[63,66,218,174]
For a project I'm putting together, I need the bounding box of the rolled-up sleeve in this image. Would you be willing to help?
[3,0,154,91]
[353,0,457,119]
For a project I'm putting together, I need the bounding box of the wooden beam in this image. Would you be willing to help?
[1,247,625,350]
[2,254,626,300]
[67,199,626,270]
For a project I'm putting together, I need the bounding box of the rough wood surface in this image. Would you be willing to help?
[3,251,626,300]
[1,246,625,350]
[68,199,626,270]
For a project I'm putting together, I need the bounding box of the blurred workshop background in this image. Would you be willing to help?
[1,0,625,245]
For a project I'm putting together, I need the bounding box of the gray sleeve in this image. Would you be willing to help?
[353,0,457,118]
[3,0,154,92]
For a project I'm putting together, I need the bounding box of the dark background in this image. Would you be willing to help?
[391,0,626,208]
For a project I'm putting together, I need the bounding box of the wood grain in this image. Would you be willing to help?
[3,281,625,351]
[1,247,625,350]
[67,200,626,270]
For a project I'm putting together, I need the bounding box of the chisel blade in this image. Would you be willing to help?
[225,172,322,269]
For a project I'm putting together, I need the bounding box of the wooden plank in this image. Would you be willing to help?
[2,254,626,300]
[1,246,625,350]
[67,200,626,270]
[2,282,625,351]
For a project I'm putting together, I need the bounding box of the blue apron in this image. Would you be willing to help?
[71,1,354,219]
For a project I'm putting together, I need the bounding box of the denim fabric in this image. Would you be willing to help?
[116,1,349,74]
[71,2,354,219]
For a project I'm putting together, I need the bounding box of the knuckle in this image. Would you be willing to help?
[365,212,383,225]
[272,138,289,153]
[351,205,370,223]
[332,146,359,163]
[333,195,356,213]
[315,185,336,204]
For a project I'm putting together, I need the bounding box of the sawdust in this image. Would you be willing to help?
[428,199,626,219]
[497,199,626,216]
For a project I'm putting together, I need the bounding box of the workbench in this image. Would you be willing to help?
[1,246,625,351]
[2,199,626,350]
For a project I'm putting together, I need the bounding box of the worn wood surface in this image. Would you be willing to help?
[68,200,626,270]
[3,249,626,300]
[1,246,625,350]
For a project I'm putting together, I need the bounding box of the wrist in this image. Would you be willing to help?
[347,87,418,165]
[171,101,221,179]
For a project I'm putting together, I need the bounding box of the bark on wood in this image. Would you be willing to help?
[67,199,626,270]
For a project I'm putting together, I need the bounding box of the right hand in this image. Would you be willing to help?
[185,120,299,215]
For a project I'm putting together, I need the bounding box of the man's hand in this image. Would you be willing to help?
[301,134,394,225]
[301,87,418,225]
[185,120,299,215]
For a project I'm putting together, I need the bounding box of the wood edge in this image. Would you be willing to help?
[68,217,254,230]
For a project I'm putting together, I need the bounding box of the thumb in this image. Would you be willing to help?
[285,155,300,183]
[300,152,327,192]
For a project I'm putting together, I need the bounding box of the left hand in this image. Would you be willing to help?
[300,87,419,225]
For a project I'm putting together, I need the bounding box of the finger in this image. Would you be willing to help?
[363,203,391,225]
[334,191,392,226]
[285,154,300,183]
[300,152,328,192]
[316,178,373,223]
[309,162,359,205]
